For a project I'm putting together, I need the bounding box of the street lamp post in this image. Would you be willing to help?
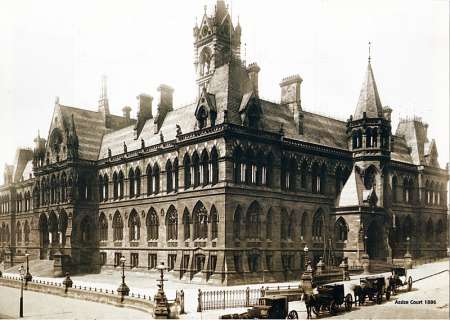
[303,245,310,270]
[117,256,129,300]
[153,262,169,318]
[301,245,313,292]
[364,235,368,254]
[19,265,24,318]
[24,253,32,284]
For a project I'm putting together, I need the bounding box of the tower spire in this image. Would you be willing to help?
[98,74,110,116]
[368,41,372,63]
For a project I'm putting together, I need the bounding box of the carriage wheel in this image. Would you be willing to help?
[345,294,353,311]
[329,300,338,315]
[407,276,413,291]
[386,289,391,301]
[312,305,320,316]
[376,293,382,304]
[287,310,299,319]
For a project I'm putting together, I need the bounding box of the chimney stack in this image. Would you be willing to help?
[154,84,174,133]
[280,74,303,134]
[134,94,153,138]
[247,62,260,95]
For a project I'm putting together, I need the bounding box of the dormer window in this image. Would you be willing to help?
[197,106,208,129]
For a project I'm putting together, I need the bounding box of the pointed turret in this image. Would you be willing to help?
[353,61,383,120]
[66,114,79,159]
[98,75,110,116]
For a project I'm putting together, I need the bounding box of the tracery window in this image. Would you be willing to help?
[112,211,123,241]
[166,206,178,241]
[146,208,159,241]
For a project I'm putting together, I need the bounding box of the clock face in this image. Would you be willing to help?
[202,26,209,37]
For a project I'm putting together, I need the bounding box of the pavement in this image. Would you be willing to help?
[0,285,149,319]
[1,259,448,319]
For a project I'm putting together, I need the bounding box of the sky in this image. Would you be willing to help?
[0,0,448,184]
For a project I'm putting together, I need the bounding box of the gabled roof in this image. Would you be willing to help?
[353,62,383,120]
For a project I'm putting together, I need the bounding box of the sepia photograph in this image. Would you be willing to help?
[0,0,448,319]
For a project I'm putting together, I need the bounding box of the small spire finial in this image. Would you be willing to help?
[204,4,207,14]
[101,74,108,99]
[368,41,372,63]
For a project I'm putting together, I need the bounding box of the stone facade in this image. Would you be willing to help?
[0,1,448,285]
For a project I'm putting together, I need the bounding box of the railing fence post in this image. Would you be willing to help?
[197,289,202,312]
[245,287,250,307]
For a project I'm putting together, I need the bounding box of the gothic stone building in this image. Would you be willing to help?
[0,1,448,285]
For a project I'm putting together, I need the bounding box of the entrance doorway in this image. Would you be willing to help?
[367,221,384,259]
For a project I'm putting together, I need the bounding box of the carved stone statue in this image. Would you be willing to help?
[123,142,127,153]
[176,124,182,136]
[160,131,164,143]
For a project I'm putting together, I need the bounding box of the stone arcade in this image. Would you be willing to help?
[0,1,448,285]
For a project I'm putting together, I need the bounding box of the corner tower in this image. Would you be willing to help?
[193,0,241,90]
[336,58,393,266]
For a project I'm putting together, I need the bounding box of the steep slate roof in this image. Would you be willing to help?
[13,149,33,183]
[59,105,106,161]
[353,62,383,120]
[98,103,197,159]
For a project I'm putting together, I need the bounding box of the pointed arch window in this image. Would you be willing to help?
[99,213,108,241]
[300,161,307,189]
[201,150,209,186]
[300,212,308,240]
[182,208,190,240]
[118,171,124,199]
[392,176,398,202]
[128,210,140,241]
[16,221,22,243]
[280,209,289,240]
[210,206,219,240]
[99,175,104,202]
[287,212,295,240]
[146,165,153,195]
[153,163,160,194]
[166,206,178,241]
[311,163,320,194]
[246,201,261,240]
[233,206,242,240]
[192,152,200,187]
[312,209,324,240]
[113,172,119,200]
[129,168,135,198]
[24,221,30,243]
[211,148,219,185]
[193,202,208,240]
[233,147,243,184]
[166,160,173,193]
[335,217,348,241]
[173,158,179,192]
[112,211,123,241]
[183,154,191,189]
[135,168,141,197]
[146,208,159,241]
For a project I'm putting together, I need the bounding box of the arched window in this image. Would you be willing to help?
[300,212,308,240]
[266,209,273,240]
[192,152,200,187]
[211,147,219,185]
[118,171,124,199]
[201,149,209,186]
[372,128,378,147]
[80,216,90,243]
[112,211,123,241]
[24,221,30,243]
[289,158,297,191]
[280,156,288,191]
[166,205,178,241]
[312,209,324,239]
[193,201,208,239]
[266,153,273,187]
[135,168,141,197]
[103,174,109,201]
[58,210,68,246]
[366,127,373,148]
[183,154,191,189]
[173,158,179,192]
[311,162,320,194]
[113,172,119,200]
[128,210,140,241]
[334,217,347,241]
[246,201,261,240]
[280,209,289,240]
[99,213,108,241]
[392,176,398,202]
[16,221,22,243]
[352,131,358,149]
[210,205,219,239]
[233,206,242,240]
[182,208,190,240]
[166,160,173,193]
[245,149,256,185]
[153,163,160,194]
[233,147,243,183]
[98,175,104,202]
[300,160,307,189]
[357,130,363,148]
[48,212,58,244]
[146,164,153,195]
[146,208,159,240]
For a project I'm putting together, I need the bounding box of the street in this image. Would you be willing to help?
[0,285,149,319]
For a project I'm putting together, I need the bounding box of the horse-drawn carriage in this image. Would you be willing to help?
[388,267,412,294]
[220,295,290,319]
[301,283,353,318]
[353,276,390,305]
